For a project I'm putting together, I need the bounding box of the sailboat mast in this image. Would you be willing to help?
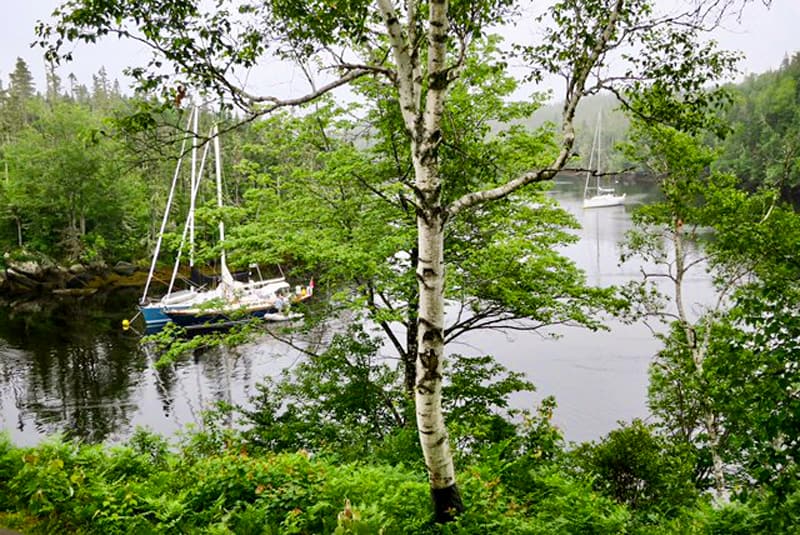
[189,107,199,267]
[165,130,211,296]
[584,113,600,199]
[213,125,227,269]
[140,109,194,303]
[596,111,602,193]
[582,110,626,208]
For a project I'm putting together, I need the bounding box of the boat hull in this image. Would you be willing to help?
[140,304,171,332]
[583,193,626,209]
[164,306,276,328]
[139,281,313,333]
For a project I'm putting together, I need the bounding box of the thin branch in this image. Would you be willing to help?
[237,68,372,106]
[366,281,407,361]
[321,59,397,82]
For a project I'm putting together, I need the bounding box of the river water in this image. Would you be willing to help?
[0,178,711,446]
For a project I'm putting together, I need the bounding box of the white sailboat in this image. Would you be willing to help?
[583,112,625,209]
[138,108,311,332]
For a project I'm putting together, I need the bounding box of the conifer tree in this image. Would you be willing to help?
[4,58,36,133]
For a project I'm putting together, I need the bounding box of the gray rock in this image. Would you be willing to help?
[88,260,108,271]
[7,259,44,279]
[52,288,98,296]
[69,263,86,274]
[113,261,137,276]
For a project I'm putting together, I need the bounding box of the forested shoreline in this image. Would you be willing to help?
[1,1,800,531]
[3,53,800,280]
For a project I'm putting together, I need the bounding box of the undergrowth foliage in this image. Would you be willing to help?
[0,425,630,534]
[2,421,798,533]
[4,324,800,533]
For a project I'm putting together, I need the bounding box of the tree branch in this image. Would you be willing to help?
[447,0,626,219]
[377,0,419,133]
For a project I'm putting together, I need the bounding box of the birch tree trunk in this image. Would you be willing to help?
[377,0,464,520]
[673,221,726,499]
[414,167,462,521]
[15,216,22,247]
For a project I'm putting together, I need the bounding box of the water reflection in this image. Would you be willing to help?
[0,291,146,443]
[0,176,703,445]
[0,289,308,446]
[457,177,713,443]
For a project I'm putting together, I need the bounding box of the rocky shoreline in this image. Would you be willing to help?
[0,255,146,297]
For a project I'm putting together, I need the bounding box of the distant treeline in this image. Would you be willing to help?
[0,58,256,269]
[1,52,798,267]
[717,52,800,204]
[534,52,800,202]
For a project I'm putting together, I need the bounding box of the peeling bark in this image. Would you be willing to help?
[405,247,420,397]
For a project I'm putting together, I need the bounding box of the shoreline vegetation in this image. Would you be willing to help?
[0,419,796,535]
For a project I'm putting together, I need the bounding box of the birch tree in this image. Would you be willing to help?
[620,124,739,498]
[623,117,800,497]
[40,0,752,520]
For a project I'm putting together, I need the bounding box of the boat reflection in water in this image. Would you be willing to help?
[0,288,320,446]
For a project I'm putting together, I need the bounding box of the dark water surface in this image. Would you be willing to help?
[0,286,308,447]
[0,178,712,445]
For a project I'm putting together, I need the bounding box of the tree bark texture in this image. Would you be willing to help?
[415,199,461,513]
[378,0,465,520]
[404,246,419,397]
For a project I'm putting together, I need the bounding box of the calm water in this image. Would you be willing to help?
[0,178,712,445]
[463,178,713,442]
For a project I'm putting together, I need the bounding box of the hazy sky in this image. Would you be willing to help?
[1,1,798,99]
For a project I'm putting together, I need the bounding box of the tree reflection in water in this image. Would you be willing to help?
[0,287,308,446]
[0,289,146,443]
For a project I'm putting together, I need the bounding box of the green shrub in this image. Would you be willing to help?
[571,420,699,518]
[0,433,24,510]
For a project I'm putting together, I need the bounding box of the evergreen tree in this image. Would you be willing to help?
[3,57,37,133]
[67,72,78,100]
[91,66,110,109]
[8,57,35,100]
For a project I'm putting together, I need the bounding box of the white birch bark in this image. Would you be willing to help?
[415,206,455,491]
[377,0,461,514]
[413,0,460,503]
[673,221,726,499]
